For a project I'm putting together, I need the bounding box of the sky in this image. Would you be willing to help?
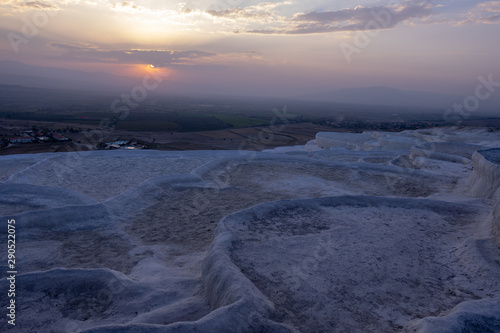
[0,0,499,97]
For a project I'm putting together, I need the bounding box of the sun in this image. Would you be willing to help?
[143,64,159,73]
[124,63,170,80]
[144,64,171,80]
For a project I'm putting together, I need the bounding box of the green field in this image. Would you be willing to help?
[114,112,232,132]
[212,114,268,127]
[114,120,181,131]
[0,108,276,132]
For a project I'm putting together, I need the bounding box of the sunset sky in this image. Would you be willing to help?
[0,0,499,97]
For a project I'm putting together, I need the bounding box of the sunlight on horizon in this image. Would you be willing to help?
[0,0,498,96]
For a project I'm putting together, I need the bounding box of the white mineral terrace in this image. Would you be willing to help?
[1,127,500,332]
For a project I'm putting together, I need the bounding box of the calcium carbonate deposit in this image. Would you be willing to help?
[1,127,500,332]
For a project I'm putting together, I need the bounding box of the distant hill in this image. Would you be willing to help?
[1,61,498,112]
[303,86,499,111]
[0,60,135,92]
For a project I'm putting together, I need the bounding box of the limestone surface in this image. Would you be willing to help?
[1,127,499,332]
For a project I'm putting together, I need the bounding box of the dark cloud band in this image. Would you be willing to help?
[49,43,214,67]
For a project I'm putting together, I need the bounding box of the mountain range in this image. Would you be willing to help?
[0,60,498,111]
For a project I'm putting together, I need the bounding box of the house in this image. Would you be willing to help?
[10,136,35,143]
[49,132,69,141]
[106,141,128,149]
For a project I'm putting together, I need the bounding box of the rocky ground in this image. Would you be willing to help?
[1,127,500,332]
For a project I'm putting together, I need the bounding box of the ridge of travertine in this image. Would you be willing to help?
[0,127,499,332]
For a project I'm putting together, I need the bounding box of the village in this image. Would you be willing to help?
[0,124,148,153]
[4,129,70,144]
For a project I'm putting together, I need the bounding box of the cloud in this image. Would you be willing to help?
[244,1,434,34]
[49,42,215,67]
[1,0,58,12]
[481,13,500,22]
[111,1,139,10]
[205,1,290,22]
[206,7,268,19]
[19,1,57,10]
[477,1,500,12]
[460,1,500,24]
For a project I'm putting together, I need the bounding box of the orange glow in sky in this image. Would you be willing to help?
[0,0,499,97]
